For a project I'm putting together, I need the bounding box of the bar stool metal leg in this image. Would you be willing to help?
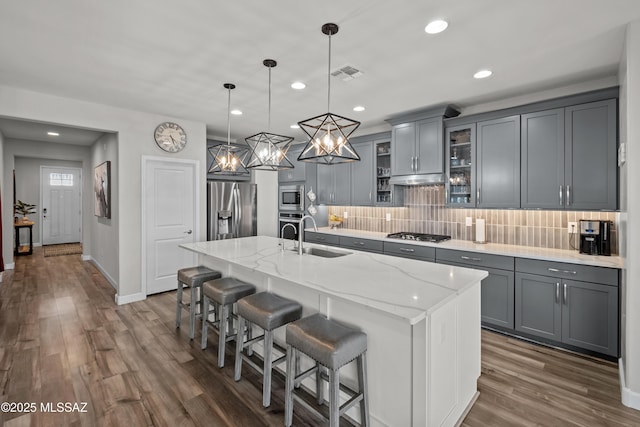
[284,344,295,427]
[176,281,183,329]
[329,368,340,427]
[218,304,229,368]
[234,315,246,381]
[263,329,274,407]
[201,297,210,350]
[358,353,370,427]
[189,286,197,340]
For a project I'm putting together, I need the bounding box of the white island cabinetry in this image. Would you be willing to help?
[181,236,487,427]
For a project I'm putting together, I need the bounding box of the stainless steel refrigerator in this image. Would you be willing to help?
[207,181,257,240]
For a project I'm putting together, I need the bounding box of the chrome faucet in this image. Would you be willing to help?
[280,223,298,252]
[298,215,318,255]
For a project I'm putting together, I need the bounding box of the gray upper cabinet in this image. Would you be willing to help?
[445,123,476,207]
[521,99,617,210]
[392,117,444,176]
[278,146,306,183]
[350,141,374,206]
[476,115,521,208]
[316,163,351,205]
[521,109,565,209]
[565,99,617,210]
[392,122,416,175]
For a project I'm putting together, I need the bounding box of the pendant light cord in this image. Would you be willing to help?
[226,86,231,147]
[268,65,272,131]
[327,30,332,112]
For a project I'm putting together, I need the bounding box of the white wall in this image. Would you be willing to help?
[251,169,278,237]
[14,155,83,246]
[89,132,118,287]
[0,85,207,303]
[3,139,92,267]
[620,19,640,409]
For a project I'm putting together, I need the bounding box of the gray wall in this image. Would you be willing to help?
[14,156,83,246]
[90,132,118,286]
[3,138,92,267]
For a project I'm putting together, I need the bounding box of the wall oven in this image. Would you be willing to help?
[279,211,303,241]
[279,184,304,212]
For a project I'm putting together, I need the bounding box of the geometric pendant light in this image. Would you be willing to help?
[208,83,250,175]
[297,23,361,165]
[245,59,294,171]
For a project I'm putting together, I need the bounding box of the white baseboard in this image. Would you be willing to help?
[115,292,146,305]
[84,256,118,290]
[4,263,15,270]
[619,358,640,410]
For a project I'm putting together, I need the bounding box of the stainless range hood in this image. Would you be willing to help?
[389,173,445,186]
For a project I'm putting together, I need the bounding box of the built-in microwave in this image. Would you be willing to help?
[279,184,304,212]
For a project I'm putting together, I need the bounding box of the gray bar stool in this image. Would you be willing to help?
[284,313,369,427]
[201,277,256,367]
[234,292,303,407]
[175,266,222,340]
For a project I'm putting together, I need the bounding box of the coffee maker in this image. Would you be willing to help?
[579,220,612,256]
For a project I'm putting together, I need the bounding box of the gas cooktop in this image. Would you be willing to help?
[386,232,451,243]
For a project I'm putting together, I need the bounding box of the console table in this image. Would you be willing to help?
[14,219,34,256]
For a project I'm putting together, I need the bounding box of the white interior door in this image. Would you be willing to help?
[143,158,197,295]
[41,166,82,245]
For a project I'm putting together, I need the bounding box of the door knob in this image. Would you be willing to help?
[184,230,192,234]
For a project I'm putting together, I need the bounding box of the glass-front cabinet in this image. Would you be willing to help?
[375,139,393,205]
[446,124,476,207]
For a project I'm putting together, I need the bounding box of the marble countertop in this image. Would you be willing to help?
[305,227,623,269]
[180,236,487,325]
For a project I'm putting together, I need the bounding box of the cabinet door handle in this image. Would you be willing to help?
[548,267,560,273]
[415,157,419,172]
[460,255,482,262]
[410,157,414,172]
[353,241,365,246]
[566,185,571,206]
[559,185,563,206]
[563,283,568,304]
[547,267,577,275]
[556,283,560,303]
[400,248,415,252]
[369,191,372,202]
[317,237,326,241]
[477,188,481,204]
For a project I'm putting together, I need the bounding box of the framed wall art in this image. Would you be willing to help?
[94,161,111,218]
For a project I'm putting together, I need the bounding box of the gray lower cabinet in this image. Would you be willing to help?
[476,115,521,208]
[383,241,435,262]
[350,141,374,206]
[304,231,339,246]
[316,162,351,205]
[436,249,515,329]
[515,259,619,357]
[339,236,383,253]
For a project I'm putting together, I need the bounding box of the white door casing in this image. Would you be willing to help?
[142,157,198,295]
[40,166,82,245]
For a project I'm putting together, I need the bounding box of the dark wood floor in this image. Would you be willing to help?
[1,250,639,426]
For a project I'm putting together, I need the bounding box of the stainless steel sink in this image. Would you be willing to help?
[294,247,352,258]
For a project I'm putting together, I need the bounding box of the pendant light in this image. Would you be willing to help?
[208,83,250,175]
[246,59,294,171]
[297,23,360,165]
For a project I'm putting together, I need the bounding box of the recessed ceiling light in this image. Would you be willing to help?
[353,106,365,112]
[473,69,492,79]
[290,124,300,129]
[291,82,306,90]
[47,132,59,136]
[425,20,448,34]
[230,109,243,115]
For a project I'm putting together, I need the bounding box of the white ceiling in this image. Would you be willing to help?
[0,117,105,146]
[1,0,639,143]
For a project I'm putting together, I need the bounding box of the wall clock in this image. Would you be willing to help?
[154,122,187,153]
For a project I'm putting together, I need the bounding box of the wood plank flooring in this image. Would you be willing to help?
[1,250,639,426]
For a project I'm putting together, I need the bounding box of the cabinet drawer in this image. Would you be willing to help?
[339,236,383,253]
[436,248,514,270]
[383,242,435,261]
[305,232,339,246]
[515,258,618,286]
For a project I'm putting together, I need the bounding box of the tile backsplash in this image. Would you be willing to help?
[327,185,619,254]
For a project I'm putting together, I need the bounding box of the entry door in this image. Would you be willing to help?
[41,167,82,245]
[143,158,197,295]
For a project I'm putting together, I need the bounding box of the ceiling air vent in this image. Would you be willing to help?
[331,65,363,81]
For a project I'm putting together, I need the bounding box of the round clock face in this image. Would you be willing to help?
[154,122,187,153]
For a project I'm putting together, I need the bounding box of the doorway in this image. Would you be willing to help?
[142,156,199,295]
[40,166,82,245]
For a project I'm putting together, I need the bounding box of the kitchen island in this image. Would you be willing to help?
[181,236,487,427]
